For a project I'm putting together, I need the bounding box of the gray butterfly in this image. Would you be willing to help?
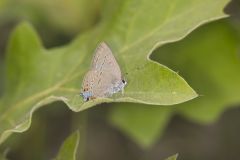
[80,42,127,101]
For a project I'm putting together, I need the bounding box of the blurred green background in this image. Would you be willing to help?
[0,0,240,160]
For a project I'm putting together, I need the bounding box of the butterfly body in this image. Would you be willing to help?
[81,42,127,101]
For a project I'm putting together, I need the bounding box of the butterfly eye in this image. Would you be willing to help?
[122,80,126,84]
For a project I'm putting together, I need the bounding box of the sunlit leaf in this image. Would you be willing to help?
[153,20,240,123]
[109,0,230,147]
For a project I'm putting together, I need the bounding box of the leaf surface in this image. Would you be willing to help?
[109,0,230,147]
[153,20,240,123]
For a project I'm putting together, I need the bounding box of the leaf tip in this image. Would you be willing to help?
[7,21,43,53]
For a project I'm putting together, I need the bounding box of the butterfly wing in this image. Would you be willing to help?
[91,42,122,79]
[82,70,94,92]
[82,70,116,98]
[81,42,126,100]
[92,70,117,97]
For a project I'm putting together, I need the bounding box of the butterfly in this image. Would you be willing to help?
[80,42,127,101]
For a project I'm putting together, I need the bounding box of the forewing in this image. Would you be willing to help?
[91,42,122,79]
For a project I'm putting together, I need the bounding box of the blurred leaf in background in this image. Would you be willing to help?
[110,104,173,148]
[165,154,178,160]
[0,154,7,160]
[0,59,4,96]
[55,131,79,160]
[0,102,74,160]
[0,0,102,47]
[0,0,102,34]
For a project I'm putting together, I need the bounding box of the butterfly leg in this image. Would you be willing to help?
[121,87,124,95]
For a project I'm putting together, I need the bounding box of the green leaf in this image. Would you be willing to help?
[55,131,80,160]
[110,18,239,148]
[0,0,229,144]
[0,153,7,160]
[0,59,4,96]
[110,104,173,148]
[165,154,178,160]
[108,0,230,147]
[0,155,7,160]
[0,0,101,33]
[152,19,240,123]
